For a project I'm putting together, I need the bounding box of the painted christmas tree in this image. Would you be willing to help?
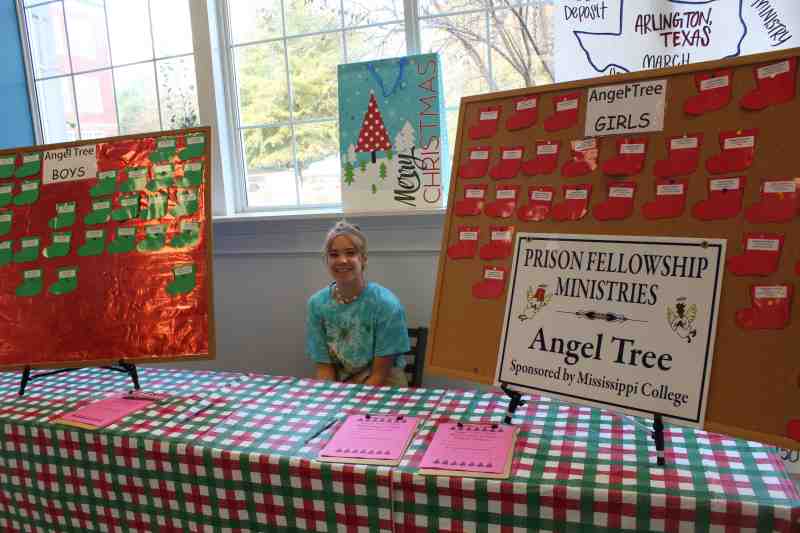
[355,92,392,164]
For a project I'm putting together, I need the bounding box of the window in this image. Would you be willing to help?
[223,0,554,212]
[17,0,554,215]
[19,0,200,144]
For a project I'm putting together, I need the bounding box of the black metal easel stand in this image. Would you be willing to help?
[18,360,140,396]
[501,384,526,424]
[652,414,666,466]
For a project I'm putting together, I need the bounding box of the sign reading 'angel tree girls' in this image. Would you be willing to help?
[495,233,726,426]
[337,53,449,212]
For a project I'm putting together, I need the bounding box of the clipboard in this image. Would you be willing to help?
[317,414,421,466]
[417,422,519,479]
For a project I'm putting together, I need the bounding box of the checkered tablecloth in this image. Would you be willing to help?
[393,390,800,532]
[0,368,797,532]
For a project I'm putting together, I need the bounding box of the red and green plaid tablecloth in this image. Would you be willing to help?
[0,368,797,532]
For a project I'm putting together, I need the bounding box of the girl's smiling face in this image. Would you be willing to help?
[326,234,366,286]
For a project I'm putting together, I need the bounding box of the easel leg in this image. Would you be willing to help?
[501,384,525,424]
[103,360,140,390]
[19,366,31,396]
[652,414,666,466]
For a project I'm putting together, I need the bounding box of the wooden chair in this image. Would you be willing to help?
[403,327,428,387]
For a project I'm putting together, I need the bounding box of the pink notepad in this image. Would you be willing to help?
[55,395,154,429]
[419,422,518,477]
[319,414,419,464]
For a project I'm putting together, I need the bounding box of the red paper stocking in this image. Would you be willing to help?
[447,225,480,260]
[654,134,703,178]
[472,265,508,300]
[562,138,600,178]
[490,146,524,180]
[735,284,793,330]
[544,92,580,132]
[740,58,798,110]
[552,184,592,222]
[684,69,732,115]
[479,225,514,260]
[602,137,648,177]
[517,186,554,222]
[642,179,688,220]
[459,147,491,179]
[506,95,538,131]
[745,179,798,223]
[468,106,501,140]
[454,184,488,217]
[787,420,800,441]
[593,182,636,221]
[692,177,746,221]
[521,140,560,176]
[705,129,758,174]
[484,184,519,219]
[726,233,784,276]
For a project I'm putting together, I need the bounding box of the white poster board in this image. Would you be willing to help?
[584,79,668,136]
[495,233,726,427]
[556,0,800,82]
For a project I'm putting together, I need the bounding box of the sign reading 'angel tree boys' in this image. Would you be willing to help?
[337,53,448,213]
[495,233,726,426]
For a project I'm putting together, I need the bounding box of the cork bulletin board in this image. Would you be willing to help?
[0,127,215,370]
[427,48,800,448]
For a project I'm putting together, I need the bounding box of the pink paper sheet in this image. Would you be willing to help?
[57,395,153,428]
[419,422,515,474]
[320,414,419,460]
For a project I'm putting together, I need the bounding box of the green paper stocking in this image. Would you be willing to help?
[0,183,12,207]
[0,240,11,266]
[14,153,41,178]
[119,167,148,192]
[170,221,200,248]
[0,156,15,179]
[14,237,40,263]
[0,211,12,236]
[49,202,76,230]
[166,264,196,295]
[139,193,168,221]
[108,227,136,254]
[149,137,177,163]
[13,179,40,206]
[78,230,105,257]
[137,234,166,252]
[179,135,206,160]
[90,177,117,198]
[170,189,199,217]
[84,199,112,225]
[16,269,42,297]
[112,194,140,221]
[146,176,174,192]
[176,162,203,187]
[43,232,71,259]
[49,267,78,295]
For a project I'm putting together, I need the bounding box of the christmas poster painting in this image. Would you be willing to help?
[338,54,449,213]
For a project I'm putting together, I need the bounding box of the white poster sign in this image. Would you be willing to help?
[585,79,667,136]
[42,145,98,185]
[495,233,726,426]
[556,0,800,82]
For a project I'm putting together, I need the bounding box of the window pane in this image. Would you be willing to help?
[288,34,341,120]
[343,0,404,26]
[107,0,153,65]
[284,0,340,36]
[419,0,485,16]
[243,127,298,208]
[150,0,193,57]
[490,4,554,89]
[74,69,118,140]
[421,14,489,102]
[227,0,281,44]
[115,63,160,134]
[23,0,51,6]
[234,41,288,127]
[37,77,78,144]
[26,2,71,78]
[345,23,407,63]
[64,0,111,73]
[295,121,340,206]
[156,56,199,130]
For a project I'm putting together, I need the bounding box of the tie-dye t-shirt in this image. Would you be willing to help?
[306,282,410,376]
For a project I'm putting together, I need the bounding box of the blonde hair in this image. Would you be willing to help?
[322,220,368,260]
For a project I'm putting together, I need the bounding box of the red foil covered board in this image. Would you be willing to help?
[0,127,214,369]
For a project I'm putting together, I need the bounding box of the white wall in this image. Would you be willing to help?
[167,212,484,389]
